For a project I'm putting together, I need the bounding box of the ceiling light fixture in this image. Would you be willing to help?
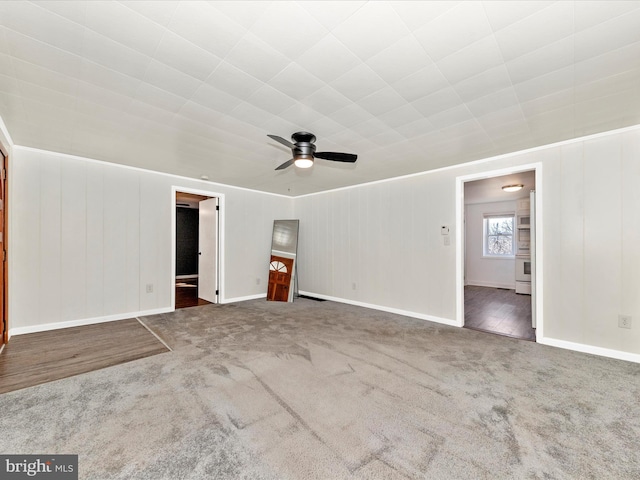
[294,154,314,169]
[502,184,524,192]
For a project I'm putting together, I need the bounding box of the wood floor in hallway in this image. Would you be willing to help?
[464,285,535,341]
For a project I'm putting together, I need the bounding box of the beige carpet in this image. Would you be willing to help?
[1,298,639,479]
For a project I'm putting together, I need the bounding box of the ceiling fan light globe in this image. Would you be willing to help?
[294,156,314,168]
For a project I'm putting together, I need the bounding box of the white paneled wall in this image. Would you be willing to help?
[464,200,516,289]
[295,168,458,323]
[10,147,292,332]
[295,127,640,358]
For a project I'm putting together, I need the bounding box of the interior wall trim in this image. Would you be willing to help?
[222,293,266,304]
[465,281,516,290]
[8,307,173,338]
[297,290,459,327]
[538,336,640,364]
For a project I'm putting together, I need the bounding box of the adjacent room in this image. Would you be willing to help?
[1,1,639,479]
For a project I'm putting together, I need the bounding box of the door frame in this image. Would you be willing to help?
[171,186,225,309]
[0,143,6,345]
[455,162,544,339]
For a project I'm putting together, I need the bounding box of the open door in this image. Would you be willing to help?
[198,197,218,303]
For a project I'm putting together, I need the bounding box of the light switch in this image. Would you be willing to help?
[441,225,450,235]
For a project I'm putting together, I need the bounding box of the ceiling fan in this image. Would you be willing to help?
[267,131,357,170]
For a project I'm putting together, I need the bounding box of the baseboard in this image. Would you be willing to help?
[298,291,458,327]
[8,307,174,337]
[222,293,266,304]
[538,336,640,364]
[466,280,515,289]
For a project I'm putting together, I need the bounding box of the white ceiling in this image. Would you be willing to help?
[1,1,639,196]
[464,169,535,204]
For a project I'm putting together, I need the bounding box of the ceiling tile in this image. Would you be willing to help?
[391,1,460,31]
[279,103,325,128]
[224,33,291,83]
[295,34,361,83]
[11,56,79,97]
[81,29,151,80]
[0,73,19,97]
[505,37,574,85]
[391,64,450,102]
[30,0,90,25]
[574,1,640,31]
[189,83,243,115]
[377,104,423,129]
[153,32,221,81]
[427,104,474,129]
[349,118,388,138]
[332,104,374,127]
[436,35,505,85]
[574,41,640,87]
[206,1,272,30]
[167,1,246,58]
[306,116,348,138]
[365,34,434,85]
[329,64,386,102]
[2,1,86,54]
[247,84,297,115]
[358,87,407,116]
[465,86,520,117]
[331,2,411,61]
[142,60,202,99]
[520,88,575,118]
[413,1,494,62]
[301,86,352,116]
[393,117,435,138]
[248,2,328,59]
[118,1,179,27]
[84,1,165,57]
[133,82,186,113]
[267,63,325,101]
[453,65,513,103]
[494,2,574,62]
[513,66,574,103]
[573,8,640,62]
[412,87,463,117]
[205,61,264,100]
[79,59,142,98]
[76,81,132,111]
[482,1,555,31]
[4,29,84,79]
[299,1,366,31]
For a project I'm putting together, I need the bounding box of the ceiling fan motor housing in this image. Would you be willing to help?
[292,132,316,158]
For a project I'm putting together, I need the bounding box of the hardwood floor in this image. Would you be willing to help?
[175,278,211,309]
[0,318,169,394]
[464,285,535,341]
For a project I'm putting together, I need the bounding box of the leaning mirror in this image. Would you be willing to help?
[267,220,299,302]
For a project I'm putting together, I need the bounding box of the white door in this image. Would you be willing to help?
[530,190,536,329]
[198,197,218,303]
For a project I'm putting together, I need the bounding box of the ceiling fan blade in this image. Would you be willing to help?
[314,152,358,163]
[275,159,294,170]
[267,134,295,150]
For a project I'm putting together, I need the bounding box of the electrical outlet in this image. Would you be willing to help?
[618,314,632,329]
[146,284,153,294]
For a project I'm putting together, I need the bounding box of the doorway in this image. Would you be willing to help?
[173,189,221,309]
[456,165,542,341]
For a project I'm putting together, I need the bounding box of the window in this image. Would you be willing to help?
[484,215,514,256]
